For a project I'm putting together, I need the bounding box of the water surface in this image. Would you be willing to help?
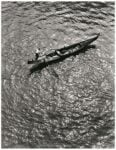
[2,1,115,148]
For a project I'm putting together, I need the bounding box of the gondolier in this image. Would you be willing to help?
[35,48,40,60]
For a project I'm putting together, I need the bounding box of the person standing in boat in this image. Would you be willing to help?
[35,48,40,60]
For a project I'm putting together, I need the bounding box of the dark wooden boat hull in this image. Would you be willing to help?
[28,33,100,74]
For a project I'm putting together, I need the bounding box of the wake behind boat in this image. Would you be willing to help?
[28,33,100,74]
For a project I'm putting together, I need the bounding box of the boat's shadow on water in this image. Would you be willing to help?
[29,45,96,75]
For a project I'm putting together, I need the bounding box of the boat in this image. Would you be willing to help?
[28,33,100,74]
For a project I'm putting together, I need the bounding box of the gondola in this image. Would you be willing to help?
[28,33,100,74]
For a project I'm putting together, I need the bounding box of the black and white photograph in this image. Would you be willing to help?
[1,0,115,148]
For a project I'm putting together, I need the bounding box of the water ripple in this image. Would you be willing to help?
[2,1,114,148]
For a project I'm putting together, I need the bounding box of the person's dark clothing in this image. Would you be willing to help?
[35,53,39,60]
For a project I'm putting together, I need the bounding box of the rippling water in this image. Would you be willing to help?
[2,1,115,148]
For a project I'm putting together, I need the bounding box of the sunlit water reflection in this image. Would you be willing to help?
[2,1,114,148]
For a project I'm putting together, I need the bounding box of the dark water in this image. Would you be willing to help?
[2,1,115,148]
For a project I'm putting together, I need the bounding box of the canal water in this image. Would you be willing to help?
[2,1,115,148]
